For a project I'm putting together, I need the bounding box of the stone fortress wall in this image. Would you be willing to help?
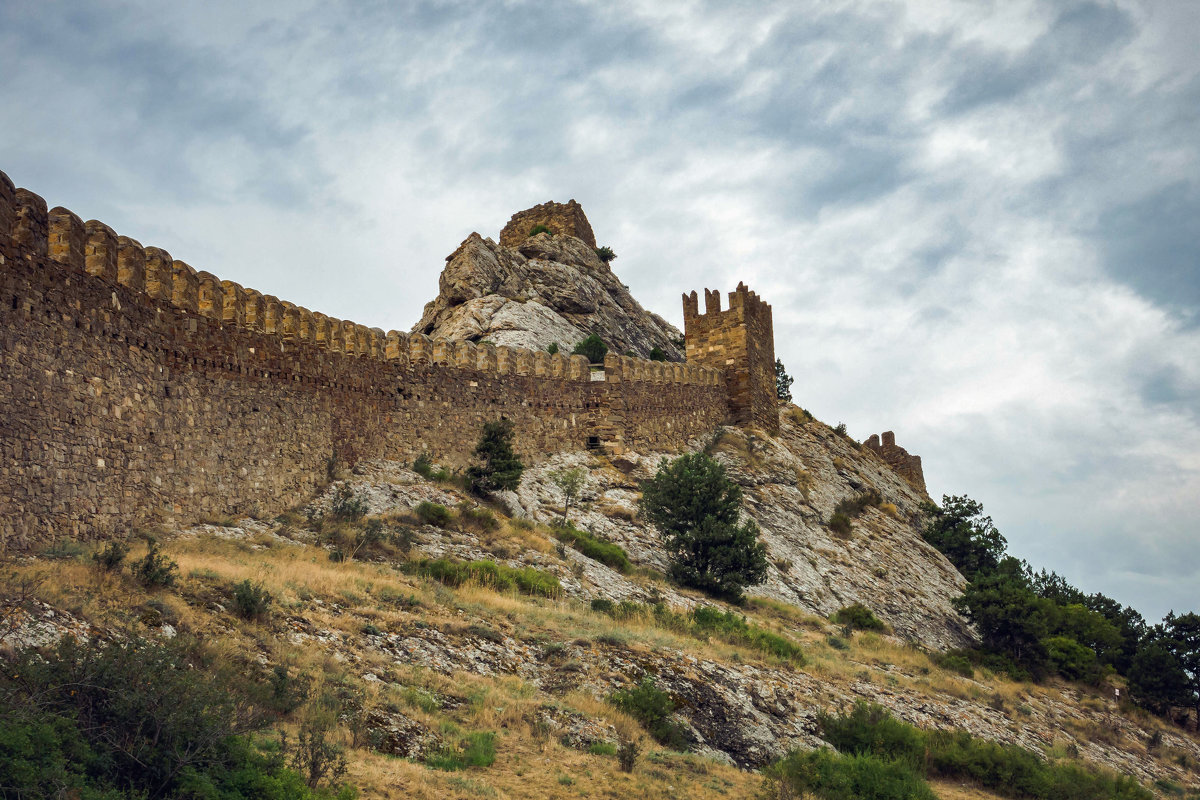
[0,171,731,546]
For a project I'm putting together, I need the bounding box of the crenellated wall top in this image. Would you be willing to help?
[0,167,729,396]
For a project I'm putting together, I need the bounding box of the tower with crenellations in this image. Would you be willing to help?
[682,282,778,434]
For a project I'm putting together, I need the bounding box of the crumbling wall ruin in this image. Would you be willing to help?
[863,431,927,493]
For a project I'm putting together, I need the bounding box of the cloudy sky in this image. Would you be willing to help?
[3,0,1197,622]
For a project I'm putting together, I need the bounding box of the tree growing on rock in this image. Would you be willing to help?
[775,358,793,402]
[467,418,524,493]
[549,466,587,524]
[921,495,1007,581]
[639,452,767,602]
[572,334,609,365]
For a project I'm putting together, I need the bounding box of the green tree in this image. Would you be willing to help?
[572,334,608,364]
[549,466,587,523]
[921,495,1007,581]
[1161,611,1200,721]
[467,418,524,493]
[775,358,793,402]
[594,245,617,263]
[952,557,1052,677]
[648,346,667,361]
[639,452,768,601]
[1128,638,1191,715]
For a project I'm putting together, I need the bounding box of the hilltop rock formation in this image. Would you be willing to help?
[412,203,684,359]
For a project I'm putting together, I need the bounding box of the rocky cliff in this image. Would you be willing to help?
[412,203,684,359]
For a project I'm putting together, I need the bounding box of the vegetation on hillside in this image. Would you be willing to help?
[762,701,1152,800]
[923,493,1200,725]
[639,452,768,601]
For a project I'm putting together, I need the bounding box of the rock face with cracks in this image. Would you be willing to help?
[413,214,684,359]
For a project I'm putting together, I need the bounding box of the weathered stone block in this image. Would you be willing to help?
[14,189,48,256]
[116,237,146,292]
[171,260,198,312]
[48,207,85,271]
[84,220,118,282]
[197,272,224,321]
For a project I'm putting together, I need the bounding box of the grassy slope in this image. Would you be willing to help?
[4,502,1197,799]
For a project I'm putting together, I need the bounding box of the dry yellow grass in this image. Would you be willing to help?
[5,529,1193,800]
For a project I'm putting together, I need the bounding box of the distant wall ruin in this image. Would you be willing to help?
[863,432,926,493]
[499,200,596,249]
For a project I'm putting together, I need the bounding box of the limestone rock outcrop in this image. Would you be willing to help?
[413,205,684,359]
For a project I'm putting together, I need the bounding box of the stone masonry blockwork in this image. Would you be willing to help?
[0,171,732,546]
[683,282,779,434]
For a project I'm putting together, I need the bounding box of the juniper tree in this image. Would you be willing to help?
[467,418,524,493]
[639,452,767,601]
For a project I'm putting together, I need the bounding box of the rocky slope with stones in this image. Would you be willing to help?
[411,229,684,359]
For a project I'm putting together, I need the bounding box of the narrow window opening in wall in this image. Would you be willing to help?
[164,386,170,398]
[11,296,18,310]
[587,435,601,450]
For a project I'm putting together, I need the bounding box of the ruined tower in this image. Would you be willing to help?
[683,282,778,434]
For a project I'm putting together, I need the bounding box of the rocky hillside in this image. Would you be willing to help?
[6,420,1199,796]
[412,203,684,359]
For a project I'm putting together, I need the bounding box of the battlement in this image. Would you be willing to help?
[0,169,734,545]
[683,282,778,433]
[863,431,927,494]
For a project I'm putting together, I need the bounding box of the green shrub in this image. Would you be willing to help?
[426,731,496,770]
[547,341,560,354]
[588,741,617,756]
[818,702,925,770]
[591,598,615,614]
[0,636,346,799]
[43,540,87,560]
[1044,635,1103,683]
[691,606,803,662]
[329,484,368,522]
[608,678,688,750]
[810,702,1153,800]
[409,558,561,598]
[551,522,631,573]
[232,579,273,621]
[763,748,936,800]
[834,489,883,518]
[413,452,435,479]
[618,737,639,772]
[92,540,128,572]
[832,603,887,632]
[571,334,609,365]
[133,538,177,588]
[528,224,552,236]
[828,512,853,537]
[594,245,616,263]
[933,651,975,677]
[458,504,499,532]
[416,502,453,527]
[648,346,666,361]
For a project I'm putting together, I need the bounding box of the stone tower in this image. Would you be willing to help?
[683,282,778,434]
